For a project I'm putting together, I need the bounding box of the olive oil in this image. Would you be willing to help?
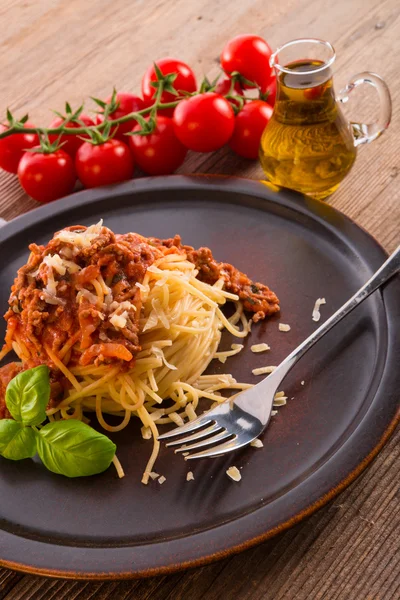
[259,60,357,200]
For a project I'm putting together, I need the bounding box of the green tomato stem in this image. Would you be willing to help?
[0,99,181,141]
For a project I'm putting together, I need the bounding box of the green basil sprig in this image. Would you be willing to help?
[0,420,37,460]
[0,365,116,477]
[6,365,50,425]
[36,420,116,477]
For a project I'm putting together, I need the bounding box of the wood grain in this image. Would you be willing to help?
[0,0,399,598]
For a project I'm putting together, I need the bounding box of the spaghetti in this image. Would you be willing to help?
[0,221,280,482]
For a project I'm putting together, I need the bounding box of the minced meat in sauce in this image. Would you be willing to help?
[0,225,280,417]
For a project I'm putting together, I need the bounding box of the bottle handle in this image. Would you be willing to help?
[336,72,392,147]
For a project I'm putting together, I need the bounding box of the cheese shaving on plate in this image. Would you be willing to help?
[252,365,276,376]
[312,297,326,322]
[226,466,241,482]
[250,439,263,448]
[251,343,270,353]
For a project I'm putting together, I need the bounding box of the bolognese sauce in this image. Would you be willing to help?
[0,222,280,415]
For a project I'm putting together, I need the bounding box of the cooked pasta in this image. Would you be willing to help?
[0,221,280,481]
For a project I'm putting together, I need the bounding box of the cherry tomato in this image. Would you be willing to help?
[263,76,277,106]
[173,93,235,153]
[214,75,244,109]
[142,58,197,117]
[102,92,144,141]
[304,84,325,101]
[221,34,273,92]
[0,123,39,174]
[18,148,76,203]
[75,139,134,189]
[229,100,273,159]
[48,114,95,158]
[129,116,187,175]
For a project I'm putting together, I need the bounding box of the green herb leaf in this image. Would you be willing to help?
[0,420,37,460]
[36,420,116,478]
[6,365,50,426]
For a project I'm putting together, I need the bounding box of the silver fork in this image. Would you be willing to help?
[158,245,400,459]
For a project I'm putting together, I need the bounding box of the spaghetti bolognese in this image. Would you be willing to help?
[0,221,279,481]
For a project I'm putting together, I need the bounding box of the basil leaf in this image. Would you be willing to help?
[6,365,50,426]
[36,420,116,478]
[0,419,37,460]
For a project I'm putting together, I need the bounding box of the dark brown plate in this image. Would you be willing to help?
[0,176,399,579]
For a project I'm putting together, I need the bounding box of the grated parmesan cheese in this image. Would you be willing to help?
[312,297,326,322]
[141,426,152,440]
[279,323,291,332]
[151,346,177,371]
[251,343,270,353]
[186,471,194,481]
[216,343,244,363]
[44,266,58,297]
[151,298,170,329]
[55,219,103,249]
[40,291,65,306]
[250,439,263,448]
[43,253,66,275]
[252,365,277,376]
[226,466,241,482]
[43,253,82,276]
[158,475,166,484]
[109,300,136,315]
[76,289,99,305]
[273,396,287,406]
[148,472,160,480]
[110,311,128,329]
[142,309,158,332]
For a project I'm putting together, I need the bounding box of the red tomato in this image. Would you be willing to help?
[18,148,76,203]
[0,123,39,174]
[129,116,187,175]
[75,139,134,189]
[142,58,197,117]
[214,75,244,109]
[263,76,277,106]
[229,100,273,159]
[221,34,273,92]
[103,92,144,140]
[48,114,95,158]
[173,93,235,153]
[303,84,325,101]
[94,114,104,126]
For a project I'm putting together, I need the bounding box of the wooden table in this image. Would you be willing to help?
[0,0,399,598]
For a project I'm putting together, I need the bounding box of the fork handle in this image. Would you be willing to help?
[272,245,400,381]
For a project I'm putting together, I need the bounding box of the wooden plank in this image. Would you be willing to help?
[0,0,399,599]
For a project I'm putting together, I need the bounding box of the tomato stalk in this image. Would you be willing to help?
[0,65,273,142]
[0,101,180,141]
